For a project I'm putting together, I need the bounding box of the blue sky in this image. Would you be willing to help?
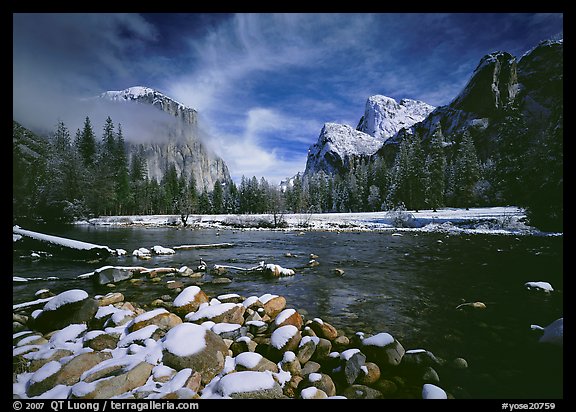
[13,13,563,184]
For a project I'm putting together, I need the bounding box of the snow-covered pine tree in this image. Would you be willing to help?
[453,130,481,209]
[425,126,447,212]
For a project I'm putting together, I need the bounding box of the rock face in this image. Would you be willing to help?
[304,123,383,175]
[304,96,434,177]
[386,39,563,161]
[357,95,435,141]
[100,86,231,192]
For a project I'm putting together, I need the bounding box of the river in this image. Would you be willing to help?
[12,225,563,398]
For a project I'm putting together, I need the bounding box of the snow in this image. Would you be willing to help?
[308,372,322,382]
[43,289,88,311]
[282,351,296,363]
[270,325,299,349]
[299,336,320,347]
[173,286,202,307]
[301,387,326,399]
[422,383,447,399]
[31,384,71,399]
[259,293,278,304]
[35,289,50,296]
[212,322,241,334]
[13,297,53,311]
[218,293,241,300]
[152,364,176,380]
[152,245,175,255]
[80,206,551,236]
[217,371,276,397]
[525,281,554,293]
[118,325,159,347]
[340,348,361,360]
[306,123,383,175]
[185,302,240,322]
[235,352,263,369]
[313,318,324,325]
[49,324,87,346]
[242,296,260,307]
[132,247,151,257]
[362,332,394,347]
[132,308,168,324]
[162,323,206,357]
[30,360,61,384]
[406,349,427,354]
[13,226,113,253]
[359,95,435,141]
[265,263,295,276]
[157,368,192,394]
[275,308,296,325]
[538,318,563,346]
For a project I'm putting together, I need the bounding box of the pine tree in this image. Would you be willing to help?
[76,116,97,167]
[114,123,130,214]
[388,137,411,208]
[453,130,481,209]
[425,126,447,211]
[212,180,224,214]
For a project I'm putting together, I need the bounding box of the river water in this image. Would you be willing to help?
[13,225,563,398]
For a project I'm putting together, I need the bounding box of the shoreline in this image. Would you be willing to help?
[74,207,561,237]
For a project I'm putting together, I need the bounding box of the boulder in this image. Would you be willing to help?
[422,383,447,399]
[32,290,99,334]
[309,318,338,341]
[162,323,228,384]
[274,308,303,330]
[72,362,154,399]
[128,309,182,333]
[172,286,209,318]
[361,332,405,368]
[186,303,245,325]
[216,371,286,399]
[235,352,278,373]
[342,384,383,399]
[259,294,286,318]
[94,266,138,285]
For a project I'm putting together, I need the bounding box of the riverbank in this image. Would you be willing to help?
[8,281,516,399]
[76,206,558,236]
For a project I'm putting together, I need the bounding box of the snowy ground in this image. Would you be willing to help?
[76,206,560,236]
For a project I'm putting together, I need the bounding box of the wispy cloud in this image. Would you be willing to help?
[13,12,563,185]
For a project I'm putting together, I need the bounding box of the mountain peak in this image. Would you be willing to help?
[357,95,435,141]
[100,86,193,112]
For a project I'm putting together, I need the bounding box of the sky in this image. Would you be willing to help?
[13,13,563,185]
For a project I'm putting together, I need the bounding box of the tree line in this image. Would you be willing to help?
[13,110,562,231]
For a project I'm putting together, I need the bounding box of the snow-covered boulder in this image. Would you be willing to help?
[32,289,99,334]
[274,308,303,330]
[422,383,448,399]
[162,323,228,384]
[264,263,295,277]
[532,317,563,347]
[71,361,154,399]
[185,302,245,325]
[234,352,278,373]
[309,317,338,341]
[525,281,554,293]
[259,294,286,318]
[152,245,175,255]
[361,332,406,367]
[214,370,285,399]
[172,286,209,318]
[128,308,182,333]
[269,324,302,357]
